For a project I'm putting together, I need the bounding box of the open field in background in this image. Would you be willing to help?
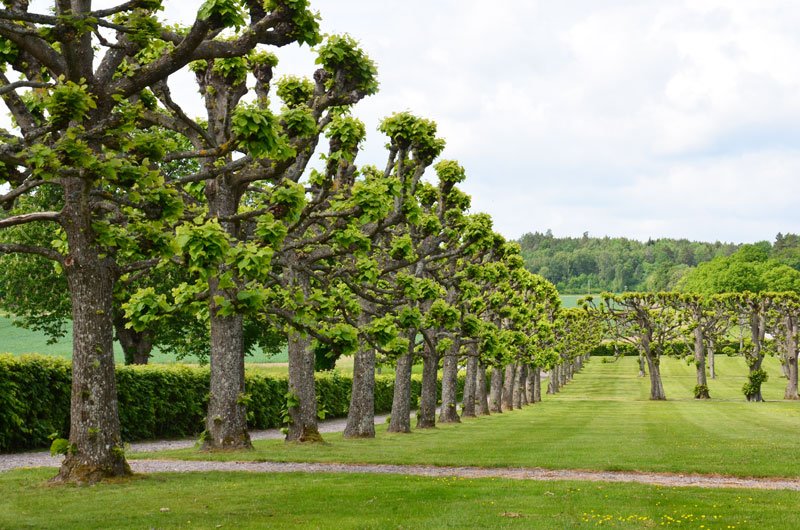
[0,315,288,364]
[559,293,588,308]
[2,469,798,529]
[140,356,800,479]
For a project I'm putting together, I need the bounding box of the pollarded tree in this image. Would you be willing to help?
[770,293,800,400]
[667,294,730,398]
[593,292,687,400]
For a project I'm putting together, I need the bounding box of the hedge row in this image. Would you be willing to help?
[0,354,465,452]
[590,339,759,357]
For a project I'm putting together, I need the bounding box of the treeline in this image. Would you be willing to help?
[517,231,800,293]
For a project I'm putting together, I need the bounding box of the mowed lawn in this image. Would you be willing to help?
[140,356,800,478]
[3,469,799,529]
[6,355,800,529]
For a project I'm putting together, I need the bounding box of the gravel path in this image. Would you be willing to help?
[3,413,800,491]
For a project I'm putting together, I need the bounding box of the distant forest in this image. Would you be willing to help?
[517,231,800,294]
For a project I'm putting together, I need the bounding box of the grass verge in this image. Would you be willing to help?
[134,356,800,478]
[3,469,799,529]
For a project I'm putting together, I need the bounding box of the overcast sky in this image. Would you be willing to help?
[21,1,800,243]
[267,0,800,244]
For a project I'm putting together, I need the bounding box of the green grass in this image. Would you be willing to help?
[560,294,587,308]
[2,469,799,529]
[138,356,800,478]
[0,315,288,364]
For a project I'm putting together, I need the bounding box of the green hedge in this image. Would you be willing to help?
[0,354,466,452]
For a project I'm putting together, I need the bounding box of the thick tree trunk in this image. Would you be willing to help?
[502,363,516,410]
[519,364,529,406]
[56,183,129,483]
[439,349,461,423]
[708,339,716,380]
[476,363,490,415]
[548,365,559,394]
[286,331,323,442]
[746,313,766,403]
[532,367,542,402]
[643,336,666,400]
[416,346,438,429]
[388,351,413,433]
[344,345,376,438]
[638,354,647,377]
[784,317,799,400]
[114,316,152,365]
[461,353,478,418]
[525,365,535,403]
[489,366,503,413]
[202,283,251,450]
[693,326,710,399]
[512,363,525,408]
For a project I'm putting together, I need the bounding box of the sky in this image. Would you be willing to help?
[15,1,800,243]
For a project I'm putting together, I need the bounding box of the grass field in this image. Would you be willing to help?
[2,469,798,529]
[139,356,800,478]
[5,355,800,528]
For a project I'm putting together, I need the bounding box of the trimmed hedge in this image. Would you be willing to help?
[0,354,465,452]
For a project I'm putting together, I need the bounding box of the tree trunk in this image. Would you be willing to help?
[502,363,516,410]
[525,365,535,403]
[416,346,438,429]
[548,365,559,394]
[745,312,766,403]
[532,367,542,402]
[201,281,252,450]
[784,317,799,400]
[643,336,666,400]
[461,353,478,418]
[693,326,710,399]
[114,315,152,365]
[388,351,413,433]
[638,354,646,377]
[344,344,376,438]
[708,338,716,380]
[489,366,503,413]
[476,363,490,415]
[55,183,129,483]
[519,364,529,406]
[512,363,525,408]
[286,330,323,442]
[439,348,461,423]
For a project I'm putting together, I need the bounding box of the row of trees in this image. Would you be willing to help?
[589,291,800,402]
[0,0,604,483]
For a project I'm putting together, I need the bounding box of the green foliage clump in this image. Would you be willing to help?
[742,369,769,400]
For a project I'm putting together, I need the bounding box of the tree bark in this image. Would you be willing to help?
[519,364,529,406]
[286,330,323,442]
[783,316,799,400]
[489,366,503,413]
[525,364,535,403]
[548,365,559,394]
[344,344,376,438]
[476,363,490,415]
[638,354,647,377]
[532,366,542,402]
[708,338,716,380]
[388,351,413,433]
[461,353,478,418]
[416,344,438,429]
[203,304,251,450]
[512,362,524,408]
[745,312,766,403]
[501,363,516,410]
[438,347,461,423]
[643,335,666,401]
[55,180,129,483]
[693,326,710,399]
